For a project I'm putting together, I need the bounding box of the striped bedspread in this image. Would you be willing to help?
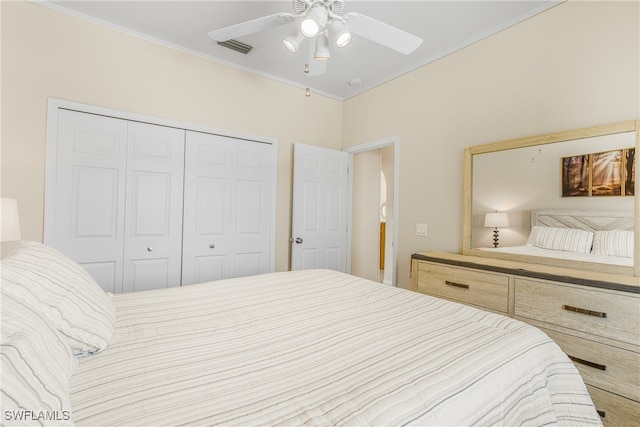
[69,270,601,426]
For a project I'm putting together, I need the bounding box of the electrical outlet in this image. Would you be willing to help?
[416,223,428,236]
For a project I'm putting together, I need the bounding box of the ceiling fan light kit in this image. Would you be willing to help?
[208,0,422,83]
[282,24,305,53]
[330,20,352,48]
[314,33,331,60]
[301,4,328,38]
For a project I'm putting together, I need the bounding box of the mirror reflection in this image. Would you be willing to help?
[464,121,638,276]
[472,132,634,248]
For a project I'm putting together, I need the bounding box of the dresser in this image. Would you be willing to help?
[411,252,640,427]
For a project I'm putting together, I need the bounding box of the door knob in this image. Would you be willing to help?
[147,246,153,252]
[295,237,303,244]
[209,244,215,249]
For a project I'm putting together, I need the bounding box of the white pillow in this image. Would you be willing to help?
[526,226,594,254]
[0,241,115,356]
[1,291,76,426]
[592,230,634,258]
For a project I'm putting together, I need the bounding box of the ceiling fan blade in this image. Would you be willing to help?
[343,12,423,55]
[208,13,296,41]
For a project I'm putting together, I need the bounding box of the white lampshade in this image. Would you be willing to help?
[1,198,22,242]
[484,212,510,228]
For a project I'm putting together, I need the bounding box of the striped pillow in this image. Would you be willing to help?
[592,230,634,258]
[1,291,76,425]
[526,226,594,254]
[0,241,115,356]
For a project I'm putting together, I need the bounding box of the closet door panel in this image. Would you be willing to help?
[230,142,274,278]
[129,258,170,292]
[123,122,185,293]
[231,177,269,277]
[182,132,233,284]
[51,110,128,293]
[182,132,274,285]
[187,175,230,284]
[193,255,227,283]
[73,166,120,238]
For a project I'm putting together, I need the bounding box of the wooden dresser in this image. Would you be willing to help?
[411,252,640,427]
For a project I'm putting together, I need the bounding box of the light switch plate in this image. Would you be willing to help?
[416,223,428,236]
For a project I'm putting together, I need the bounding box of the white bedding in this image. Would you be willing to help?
[69,270,600,426]
[479,245,633,267]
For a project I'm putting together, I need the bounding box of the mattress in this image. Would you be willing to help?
[69,269,601,426]
[479,245,633,267]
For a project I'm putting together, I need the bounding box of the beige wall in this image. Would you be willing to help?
[0,0,343,268]
[342,0,640,288]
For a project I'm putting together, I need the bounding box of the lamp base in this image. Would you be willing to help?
[492,228,500,247]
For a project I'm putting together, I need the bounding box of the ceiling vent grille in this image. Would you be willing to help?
[217,39,253,54]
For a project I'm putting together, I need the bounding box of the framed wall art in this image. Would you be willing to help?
[561,147,634,197]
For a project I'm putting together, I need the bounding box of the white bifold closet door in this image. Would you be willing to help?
[47,107,275,293]
[122,122,185,293]
[50,109,185,293]
[51,110,128,293]
[181,131,274,285]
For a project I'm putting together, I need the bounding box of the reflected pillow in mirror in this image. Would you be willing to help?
[526,226,594,254]
[592,230,634,258]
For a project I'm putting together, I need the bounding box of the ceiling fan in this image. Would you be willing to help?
[208,0,423,76]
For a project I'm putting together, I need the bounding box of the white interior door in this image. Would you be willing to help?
[122,122,185,293]
[46,109,128,293]
[291,144,349,271]
[182,131,274,285]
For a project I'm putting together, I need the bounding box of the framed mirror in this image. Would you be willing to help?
[463,120,639,277]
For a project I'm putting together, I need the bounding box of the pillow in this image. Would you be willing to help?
[526,226,594,254]
[1,291,76,426]
[0,241,115,356]
[592,230,634,258]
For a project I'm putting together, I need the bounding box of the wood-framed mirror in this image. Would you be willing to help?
[463,120,639,277]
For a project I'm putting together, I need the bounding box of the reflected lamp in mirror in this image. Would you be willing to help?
[484,212,509,248]
[1,198,21,242]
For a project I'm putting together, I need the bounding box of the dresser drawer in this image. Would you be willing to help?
[514,278,640,346]
[542,328,639,401]
[416,262,509,313]
[587,386,640,427]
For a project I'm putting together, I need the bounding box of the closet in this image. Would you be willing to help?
[45,105,275,293]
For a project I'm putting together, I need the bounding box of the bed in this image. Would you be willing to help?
[476,209,635,272]
[1,242,602,426]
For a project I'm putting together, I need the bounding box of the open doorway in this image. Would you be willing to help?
[345,138,398,286]
[379,165,393,284]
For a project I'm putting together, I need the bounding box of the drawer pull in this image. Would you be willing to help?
[567,355,607,371]
[562,305,607,318]
[597,410,606,418]
[445,281,469,290]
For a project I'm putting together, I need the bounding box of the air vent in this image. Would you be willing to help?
[217,39,253,55]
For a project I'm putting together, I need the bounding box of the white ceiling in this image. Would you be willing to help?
[43,1,563,100]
